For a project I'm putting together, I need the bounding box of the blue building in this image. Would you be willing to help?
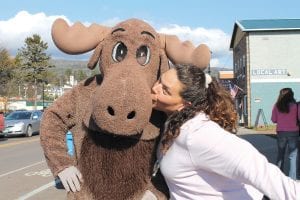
[230,19,300,127]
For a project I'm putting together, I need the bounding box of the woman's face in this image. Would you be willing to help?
[151,69,185,115]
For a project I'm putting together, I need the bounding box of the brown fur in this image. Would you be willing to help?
[40,17,209,200]
[41,76,168,199]
[79,129,156,199]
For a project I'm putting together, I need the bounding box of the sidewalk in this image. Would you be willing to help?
[237,126,276,135]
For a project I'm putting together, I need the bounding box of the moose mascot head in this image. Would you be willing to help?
[40,18,210,199]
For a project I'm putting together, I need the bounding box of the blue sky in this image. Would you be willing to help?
[1,0,300,68]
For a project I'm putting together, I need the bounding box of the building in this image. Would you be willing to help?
[218,70,234,91]
[230,19,300,127]
[218,71,246,125]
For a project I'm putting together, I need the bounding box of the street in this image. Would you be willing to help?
[0,136,66,200]
[0,132,278,199]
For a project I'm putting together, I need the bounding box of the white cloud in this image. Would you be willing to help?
[100,17,122,27]
[0,11,233,68]
[0,11,66,57]
[158,24,232,68]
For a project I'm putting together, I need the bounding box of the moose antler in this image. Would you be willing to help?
[160,34,211,70]
[52,18,211,68]
[51,18,111,54]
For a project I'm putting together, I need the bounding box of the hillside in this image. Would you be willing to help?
[49,59,232,77]
[49,59,89,73]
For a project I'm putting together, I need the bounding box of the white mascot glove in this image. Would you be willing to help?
[57,166,83,192]
[141,190,158,200]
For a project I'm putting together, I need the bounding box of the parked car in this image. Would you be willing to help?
[3,110,43,137]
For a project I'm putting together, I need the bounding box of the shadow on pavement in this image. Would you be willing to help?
[239,133,300,179]
[238,134,278,165]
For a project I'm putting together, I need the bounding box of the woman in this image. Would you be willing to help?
[271,88,300,180]
[151,64,299,200]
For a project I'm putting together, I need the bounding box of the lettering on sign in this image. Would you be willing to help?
[251,69,287,76]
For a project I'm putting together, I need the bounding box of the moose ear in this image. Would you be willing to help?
[87,43,103,70]
[157,50,170,80]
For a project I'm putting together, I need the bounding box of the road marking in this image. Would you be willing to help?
[0,138,40,148]
[17,181,55,200]
[25,169,52,177]
[0,161,45,178]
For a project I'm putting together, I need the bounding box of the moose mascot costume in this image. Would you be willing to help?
[40,18,211,199]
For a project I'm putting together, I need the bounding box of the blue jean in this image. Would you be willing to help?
[276,131,299,180]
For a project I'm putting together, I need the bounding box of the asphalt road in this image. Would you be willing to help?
[0,135,66,200]
[0,133,279,200]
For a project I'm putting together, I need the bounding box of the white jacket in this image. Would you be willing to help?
[160,113,300,200]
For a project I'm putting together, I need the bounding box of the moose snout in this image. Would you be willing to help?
[106,106,136,120]
[90,69,153,136]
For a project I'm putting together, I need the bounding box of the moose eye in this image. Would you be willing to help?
[112,42,127,62]
[136,45,150,66]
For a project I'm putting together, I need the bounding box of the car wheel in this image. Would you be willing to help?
[26,126,33,137]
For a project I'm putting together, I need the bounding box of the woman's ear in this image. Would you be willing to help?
[87,42,103,70]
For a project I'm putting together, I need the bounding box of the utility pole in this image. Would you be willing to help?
[42,81,45,110]
[18,85,21,98]
[34,78,37,110]
[208,62,211,74]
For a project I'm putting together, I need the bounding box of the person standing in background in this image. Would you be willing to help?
[271,88,300,180]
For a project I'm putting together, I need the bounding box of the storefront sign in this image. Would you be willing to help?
[251,69,287,76]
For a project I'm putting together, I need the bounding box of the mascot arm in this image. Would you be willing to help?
[40,88,77,177]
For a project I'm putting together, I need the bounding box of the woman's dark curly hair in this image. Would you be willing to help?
[161,64,237,154]
[275,88,295,113]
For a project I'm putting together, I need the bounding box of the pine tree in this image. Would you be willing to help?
[17,34,54,108]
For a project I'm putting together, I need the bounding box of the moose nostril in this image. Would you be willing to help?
[127,111,136,119]
[107,106,115,116]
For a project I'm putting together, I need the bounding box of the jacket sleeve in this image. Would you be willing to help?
[40,88,77,177]
[187,124,300,200]
[271,105,277,123]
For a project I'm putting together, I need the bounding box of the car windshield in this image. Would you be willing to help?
[5,112,32,120]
